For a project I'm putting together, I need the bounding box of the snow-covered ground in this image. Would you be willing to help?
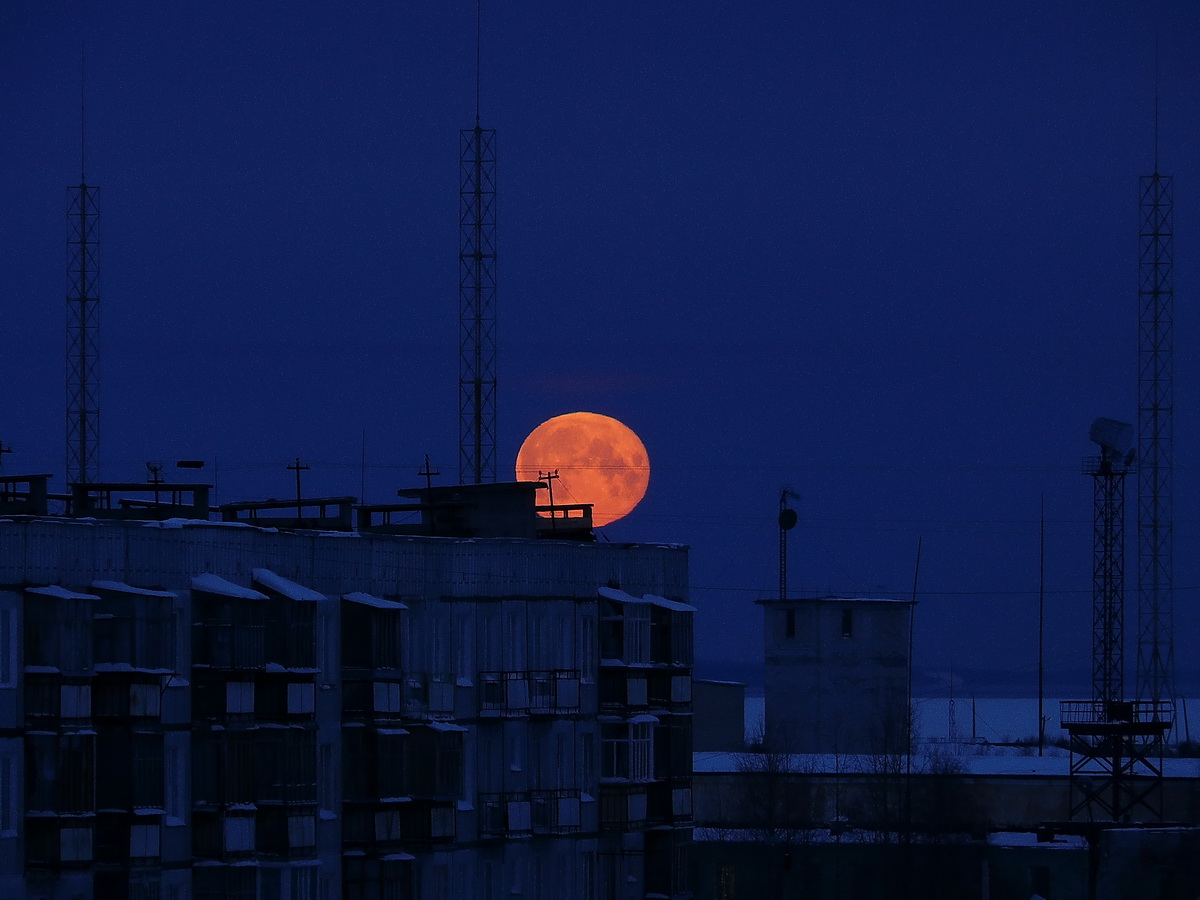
[743,695,1200,747]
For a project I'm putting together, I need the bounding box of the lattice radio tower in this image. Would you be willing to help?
[66,53,100,485]
[1136,83,1175,710]
[458,0,497,484]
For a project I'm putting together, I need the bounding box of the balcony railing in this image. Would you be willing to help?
[1059,699,1175,731]
[599,783,648,828]
[479,670,580,716]
[479,792,532,838]
[530,789,583,835]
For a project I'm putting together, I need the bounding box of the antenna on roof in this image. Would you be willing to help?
[1154,30,1160,174]
[459,0,498,485]
[475,0,482,127]
[66,45,100,485]
[80,43,86,183]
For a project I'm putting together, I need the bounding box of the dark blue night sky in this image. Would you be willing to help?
[3,1,1199,694]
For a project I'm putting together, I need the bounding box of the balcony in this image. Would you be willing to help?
[479,792,532,839]
[530,789,583,835]
[479,670,580,717]
[1059,699,1175,735]
[599,783,648,829]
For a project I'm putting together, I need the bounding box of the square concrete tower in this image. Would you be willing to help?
[758,596,914,754]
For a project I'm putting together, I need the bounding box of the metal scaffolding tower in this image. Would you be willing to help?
[66,152,99,484]
[457,2,496,485]
[1084,428,1132,706]
[1136,171,1174,709]
[1063,420,1170,823]
[458,124,497,485]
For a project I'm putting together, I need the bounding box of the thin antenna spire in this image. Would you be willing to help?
[1153,30,1160,174]
[80,42,86,183]
[475,0,482,125]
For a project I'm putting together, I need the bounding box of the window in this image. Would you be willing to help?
[374,681,401,713]
[671,675,690,703]
[630,724,652,781]
[60,684,90,718]
[0,756,13,834]
[226,681,254,714]
[624,608,650,665]
[601,725,627,779]
[61,826,93,860]
[841,609,853,639]
[130,824,160,858]
[375,809,400,841]
[0,609,12,686]
[601,723,653,781]
[580,614,596,680]
[627,677,647,706]
[130,682,161,717]
[785,609,795,639]
[287,682,315,714]
[224,816,255,852]
[288,815,315,848]
[132,732,165,809]
[454,610,473,683]
[165,744,184,824]
[581,732,595,785]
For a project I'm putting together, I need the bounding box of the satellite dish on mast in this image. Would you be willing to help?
[779,508,797,530]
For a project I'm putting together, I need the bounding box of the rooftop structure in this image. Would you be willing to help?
[758,596,913,755]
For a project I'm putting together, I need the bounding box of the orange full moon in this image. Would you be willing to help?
[514,412,650,527]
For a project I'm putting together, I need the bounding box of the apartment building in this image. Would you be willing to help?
[0,481,693,900]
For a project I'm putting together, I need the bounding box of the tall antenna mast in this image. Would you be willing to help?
[459,0,497,484]
[1136,63,1175,711]
[66,44,100,484]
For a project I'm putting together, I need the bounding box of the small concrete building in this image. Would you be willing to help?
[758,596,913,754]
[693,680,747,752]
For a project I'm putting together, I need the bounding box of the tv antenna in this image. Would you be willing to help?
[778,488,801,602]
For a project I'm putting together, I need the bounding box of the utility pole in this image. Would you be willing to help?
[540,469,559,530]
[287,458,310,521]
[0,441,11,472]
[1039,495,1046,756]
[146,460,164,507]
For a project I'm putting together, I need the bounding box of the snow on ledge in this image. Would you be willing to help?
[26,585,99,601]
[191,574,267,601]
[252,568,324,602]
[599,586,650,605]
[644,594,697,613]
[91,580,175,598]
[342,591,407,610]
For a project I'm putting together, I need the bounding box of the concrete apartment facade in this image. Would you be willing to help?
[0,511,692,899]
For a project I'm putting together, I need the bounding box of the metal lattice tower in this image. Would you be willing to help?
[1062,420,1169,824]
[458,126,497,484]
[1136,172,1174,708]
[458,2,497,485]
[1085,444,1131,705]
[66,138,99,484]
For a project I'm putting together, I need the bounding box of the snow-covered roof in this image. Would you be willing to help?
[644,594,697,613]
[252,568,324,602]
[342,591,407,611]
[91,580,175,598]
[987,831,1088,849]
[26,585,99,601]
[599,586,651,605]
[191,574,268,601]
